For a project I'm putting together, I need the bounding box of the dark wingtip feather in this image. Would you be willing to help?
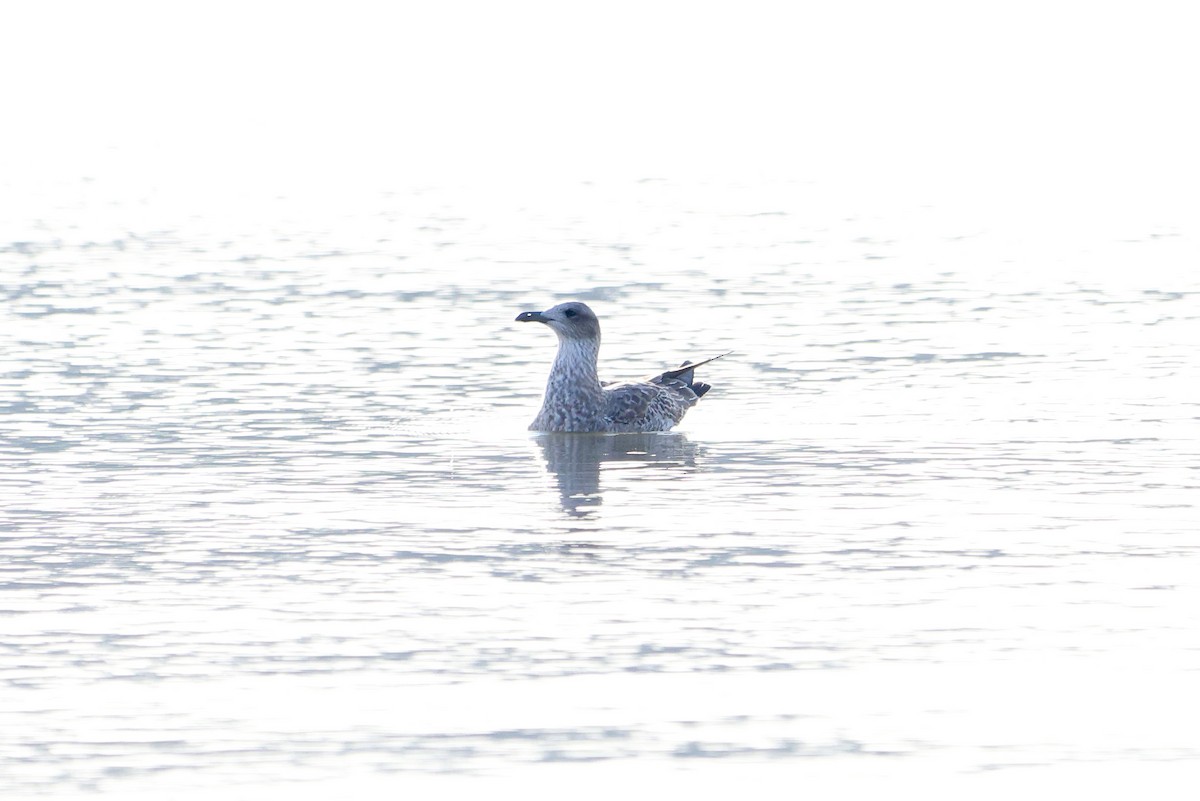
[691,381,712,398]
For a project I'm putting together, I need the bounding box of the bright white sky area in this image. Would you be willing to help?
[3,3,1196,171]
[2,0,1198,229]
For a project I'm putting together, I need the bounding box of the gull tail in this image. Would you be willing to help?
[652,351,731,397]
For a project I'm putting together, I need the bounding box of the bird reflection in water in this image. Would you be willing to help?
[533,432,701,517]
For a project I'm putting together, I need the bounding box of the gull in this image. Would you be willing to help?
[515,301,725,432]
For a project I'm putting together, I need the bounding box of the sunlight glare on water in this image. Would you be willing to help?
[4,173,1198,798]
[3,2,1200,798]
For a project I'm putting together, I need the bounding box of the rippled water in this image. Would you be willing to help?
[2,177,1199,797]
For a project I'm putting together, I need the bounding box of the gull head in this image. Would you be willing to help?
[516,301,601,342]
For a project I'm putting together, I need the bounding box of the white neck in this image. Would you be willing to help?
[552,336,600,382]
[531,336,604,431]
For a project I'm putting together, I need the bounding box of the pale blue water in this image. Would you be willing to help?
[2,174,1199,798]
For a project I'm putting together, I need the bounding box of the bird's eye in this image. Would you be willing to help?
[564,309,578,318]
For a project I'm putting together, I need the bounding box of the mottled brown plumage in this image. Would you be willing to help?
[515,301,724,432]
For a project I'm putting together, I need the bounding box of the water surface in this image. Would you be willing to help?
[2,177,1198,797]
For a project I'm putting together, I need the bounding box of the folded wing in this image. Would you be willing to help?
[601,353,728,431]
